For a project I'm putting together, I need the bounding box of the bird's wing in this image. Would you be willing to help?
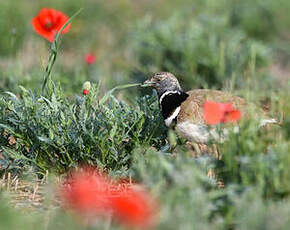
[177,89,263,124]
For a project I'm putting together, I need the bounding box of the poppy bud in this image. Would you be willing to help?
[83,81,91,91]
[83,89,89,95]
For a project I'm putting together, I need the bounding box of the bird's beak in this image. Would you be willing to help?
[141,78,155,88]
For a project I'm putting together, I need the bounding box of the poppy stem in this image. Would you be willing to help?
[99,83,141,105]
[42,8,83,95]
[42,44,57,94]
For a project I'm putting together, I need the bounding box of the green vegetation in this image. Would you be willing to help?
[0,0,289,229]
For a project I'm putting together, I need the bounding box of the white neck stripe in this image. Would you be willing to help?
[159,91,180,104]
[164,106,180,126]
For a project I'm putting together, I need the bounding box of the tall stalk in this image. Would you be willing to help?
[42,8,83,95]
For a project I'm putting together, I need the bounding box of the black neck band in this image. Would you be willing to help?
[160,91,189,119]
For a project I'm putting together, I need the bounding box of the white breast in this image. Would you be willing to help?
[164,106,180,126]
[175,121,211,143]
[175,121,238,143]
[175,118,277,144]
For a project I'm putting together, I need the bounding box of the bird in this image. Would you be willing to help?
[142,72,277,156]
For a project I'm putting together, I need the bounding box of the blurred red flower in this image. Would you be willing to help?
[111,188,157,229]
[85,53,96,65]
[82,89,89,95]
[204,101,241,125]
[61,168,112,215]
[60,167,158,229]
[32,8,71,42]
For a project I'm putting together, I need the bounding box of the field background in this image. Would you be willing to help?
[0,0,290,229]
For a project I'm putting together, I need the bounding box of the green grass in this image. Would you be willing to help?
[0,0,290,229]
[0,83,167,175]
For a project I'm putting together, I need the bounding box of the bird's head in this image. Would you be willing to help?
[142,72,182,96]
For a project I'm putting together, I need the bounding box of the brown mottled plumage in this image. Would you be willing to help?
[143,72,276,146]
[178,89,265,124]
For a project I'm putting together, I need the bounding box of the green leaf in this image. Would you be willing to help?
[4,91,18,100]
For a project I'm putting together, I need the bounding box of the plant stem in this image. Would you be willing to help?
[41,8,83,95]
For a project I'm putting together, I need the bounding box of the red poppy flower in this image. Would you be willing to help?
[32,8,71,42]
[111,188,157,229]
[204,100,241,125]
[60,167,158,228]
[61,168,112,215]
[84,53,96,65]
